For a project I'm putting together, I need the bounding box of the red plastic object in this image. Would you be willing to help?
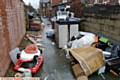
[30,22,41,30]
[14,56,44,74]
[24,44,38,54]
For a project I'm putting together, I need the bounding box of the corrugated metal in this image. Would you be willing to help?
[0,0,26,76]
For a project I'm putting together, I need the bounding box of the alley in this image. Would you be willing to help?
[34,18,75,80]
[0,0,120,80]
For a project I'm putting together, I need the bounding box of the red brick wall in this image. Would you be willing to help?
[70,0,83,17]
[0,0,26,76]
[52,0,63,6]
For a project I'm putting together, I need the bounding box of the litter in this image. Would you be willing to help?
[96,41,109,51]
[103,51,111,58]
[9,48,21,64]
[98,66,106,80]
[98,66,106,75]
[99,37,109,44]
[27,34,42,39]
[14,44,44,74]
[100,74,106,80]
[71,33,96,48]
[41,22,45,27]
[110,69,119,76]
[26,34,37,44]
[26,34,44,48]
[14,72,23,77]
[36,43,43,47]
[36,38,42,43]
[105,57,120,77]
[46,29,54,38]
[29,18,42,31]
[69,47,105,76]
[64,31,120,79]
[23,70,32,77]
[77,75,88,80]
[72,64,84,78]
[79,31,95,36]
[111,45,120,58]
[51,42,55,45]
[65,31,98,49]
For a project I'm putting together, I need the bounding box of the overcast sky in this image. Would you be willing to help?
[23,0,40,9]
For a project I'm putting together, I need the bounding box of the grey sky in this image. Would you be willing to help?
[23,0,40,9]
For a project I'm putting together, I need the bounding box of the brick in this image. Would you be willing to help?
[52,0,63,6]
[0,0,26,76]
[83,16,120,42]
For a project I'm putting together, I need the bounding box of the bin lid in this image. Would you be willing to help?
[56,18,82,24]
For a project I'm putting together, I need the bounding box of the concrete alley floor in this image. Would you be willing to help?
[34,18,75,80]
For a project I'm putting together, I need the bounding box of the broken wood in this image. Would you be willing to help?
[26,34,45,50]
[26,34,37,44]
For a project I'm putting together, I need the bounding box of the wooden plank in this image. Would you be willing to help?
[26,34,37,44]
[72,64,84,78]
[77,76,88,80]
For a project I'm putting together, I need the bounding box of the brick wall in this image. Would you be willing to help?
[82,16,120,42]
[0,0,26,76]
[52,0,63,6]
[70,0,83,17]
[82,5,120,42]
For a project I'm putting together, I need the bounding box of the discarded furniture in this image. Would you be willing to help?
[54,18,81,48]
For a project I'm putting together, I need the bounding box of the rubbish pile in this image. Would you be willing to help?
[70,47,105,80]
[64,31,120,79]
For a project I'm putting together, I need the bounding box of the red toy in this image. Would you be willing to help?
[14,44,44,74]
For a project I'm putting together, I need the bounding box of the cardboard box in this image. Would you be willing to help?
[77,76,88,80]
[72,64,84,78]
[70,47,105,76]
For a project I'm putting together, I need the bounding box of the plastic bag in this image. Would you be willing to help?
[111,45,120,58]
[71,34,95,48]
